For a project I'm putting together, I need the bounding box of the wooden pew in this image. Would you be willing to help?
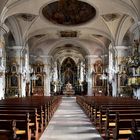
[100,108,140,133]
[0,113,31,140]
[3,109,39,139]
[76,96,140,124]
[113,113,140,140]
[103,109,140,138]
[76,96,140,140]
[0,96,61,124]
[0,96,62,139]
[130,119,140,140]
[0,107,43,134]
[0,101,52,129]
[0,120,16,140]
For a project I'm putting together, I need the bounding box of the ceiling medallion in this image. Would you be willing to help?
[42,0,96,25]
[59,31,78,37]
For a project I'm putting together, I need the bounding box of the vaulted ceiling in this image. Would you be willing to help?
[0,0,140,62]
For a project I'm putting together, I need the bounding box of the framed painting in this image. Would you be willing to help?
[11,75,18,87]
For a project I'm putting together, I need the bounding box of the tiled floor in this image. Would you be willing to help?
[40,96,103,140]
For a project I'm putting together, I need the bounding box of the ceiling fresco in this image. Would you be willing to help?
[42,0,96,25]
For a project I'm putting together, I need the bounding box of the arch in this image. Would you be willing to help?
[48,39,89,56]
[129,22,140,41]
[112,0,138,21]
[5,31,16,46]
[61,57,77,85]
[5,16,23,46]
[25,27,114,47]
[115,15,134,46]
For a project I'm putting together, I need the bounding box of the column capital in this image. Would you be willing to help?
[85,55,99,58]
[115,46,130,58]
[115,46,129,50]
[6,46,23,50]
[85,55,101,63]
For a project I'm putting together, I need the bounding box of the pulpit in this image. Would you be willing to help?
[63,82,75,95]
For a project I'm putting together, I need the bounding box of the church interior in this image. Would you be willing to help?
[0,0,140,140]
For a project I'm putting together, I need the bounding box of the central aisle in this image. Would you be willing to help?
[40,97,103,140]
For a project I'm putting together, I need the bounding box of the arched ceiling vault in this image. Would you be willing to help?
[0,0,140,58]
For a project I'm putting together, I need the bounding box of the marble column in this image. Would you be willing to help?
[43,56,52,96]
[0,59,5,99]
[0,26,8,99]
[86,55,100,96]
[80,61,84,82]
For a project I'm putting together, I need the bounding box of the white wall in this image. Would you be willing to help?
[0,76,5,99]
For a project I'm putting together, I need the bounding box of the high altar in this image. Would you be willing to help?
[63,82,75,95]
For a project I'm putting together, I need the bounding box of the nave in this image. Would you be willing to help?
[40,97,103,140]
[0,0,140,139]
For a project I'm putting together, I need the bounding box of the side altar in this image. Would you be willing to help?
[63,82,75,95]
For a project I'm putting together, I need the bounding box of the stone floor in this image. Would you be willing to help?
[40,96,103,140]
